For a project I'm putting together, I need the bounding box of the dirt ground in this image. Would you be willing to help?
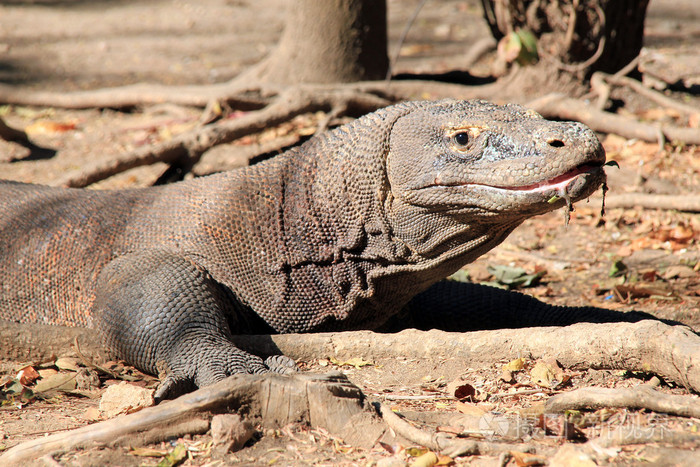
[0,0,699,465]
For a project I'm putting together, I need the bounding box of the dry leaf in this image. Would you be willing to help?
[410,450,438,467]
[455,401,486,417]
[16,366,40,386]
[530,360,557,388]
[510,450,548,466]
[130,446,169,457]
[328,356,372,369]
[503,357,526,372]
[25,120,77,135]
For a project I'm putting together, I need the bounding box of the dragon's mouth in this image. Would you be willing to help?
[492,162,604,193]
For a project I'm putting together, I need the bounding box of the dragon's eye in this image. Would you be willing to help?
[453,131,469,147]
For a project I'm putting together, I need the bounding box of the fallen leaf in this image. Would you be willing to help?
[16,366,40,386]
[608,260,628,278]
[664,265,696,279]
[0,380,35,406]
[55,357,80,372]
[406,447,430,457]
[453,383,476,401]
[34,372,77,393]
[510,450,548,466]
[614,284,673,301]
[503,357,526,372]
[487,264,544,289]
[455,401,486,417]
[328,356,373,369]
[130,446,169,457]
[410,450,438,467]
[530,360,558,388]
[157,443,187,467]
[25,120,77,135]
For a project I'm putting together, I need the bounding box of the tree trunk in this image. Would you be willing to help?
[241,0,388,85]
[481,0,649,93]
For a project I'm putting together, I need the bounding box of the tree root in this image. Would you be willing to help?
[603,193,700,213]
[546,384,700,418]
[527,93,700,145]
[0,82,271,110]
[375,403,530,458]
[5,320,699,393]
[8,79,696,187]
[0,79,494,112]
[593,71,699,117]
[0,372,376,464]
[233,321,700,393]
[53,87,392,187]
[591,426,700,449]
[192,134,301,177]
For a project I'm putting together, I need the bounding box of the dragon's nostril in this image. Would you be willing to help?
[548,139,565,148]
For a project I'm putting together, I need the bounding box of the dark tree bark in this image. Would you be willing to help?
[239,0,388,85]
[481,0,650,91]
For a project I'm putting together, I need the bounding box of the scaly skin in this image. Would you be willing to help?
[0,99,609,398]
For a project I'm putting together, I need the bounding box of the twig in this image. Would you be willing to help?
[376,403,478,457]
[73,337,121,380]
[612,56,641,80]
[490,388,556,399]
[382,394,449,401]
[386,0,430,81]
[545,385,700,418]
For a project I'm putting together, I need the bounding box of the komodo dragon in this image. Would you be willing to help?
[1,99,623,399]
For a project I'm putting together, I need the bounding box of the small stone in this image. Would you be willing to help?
[211,414,255,454]
[99,381,154,418]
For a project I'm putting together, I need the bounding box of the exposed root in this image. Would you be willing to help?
[546,384,700,418]
[5,321,700,393]
[528,93,700,145]
[0,82,271,110]
[590,426,700,449]
[53,87,392,187]
[603,193,700,213]
[375,403,528,458]
[235,321,700,394]
[193,134,301,177]
[0,372,372,464]
[594,71,699,117]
